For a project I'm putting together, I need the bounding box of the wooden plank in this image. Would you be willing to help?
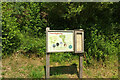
[46,51,74,53]
[48,30,74,32]
[46,53,50,79]
[46,27,50,52]
[79,54,83,78]
[82,31,84,52]
[46,27,50,79]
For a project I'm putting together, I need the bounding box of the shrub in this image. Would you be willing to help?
[86,27,119,62]
[2,2,47,56]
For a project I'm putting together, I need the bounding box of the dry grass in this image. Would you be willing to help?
[2,53,118,78]
[2,53,44,78]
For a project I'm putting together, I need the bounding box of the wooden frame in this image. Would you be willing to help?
[74,29,84,53]
[46,29,74,53]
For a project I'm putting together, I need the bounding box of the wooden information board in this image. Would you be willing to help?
[46,27,84,79]
[46,28,84,53]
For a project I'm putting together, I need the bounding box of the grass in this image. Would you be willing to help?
[2,53,118,78]
[28,66,45,78]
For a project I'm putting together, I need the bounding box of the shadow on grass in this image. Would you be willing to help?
[44,63,79,78]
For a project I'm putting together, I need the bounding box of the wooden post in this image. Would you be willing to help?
[74,29,84,78]
[46,53,50,79]
[46,27,50,79]
[79,54,83,78]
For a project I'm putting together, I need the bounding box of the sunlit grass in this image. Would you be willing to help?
[2,53,118,78]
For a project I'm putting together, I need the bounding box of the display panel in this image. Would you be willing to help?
[47,31,74,52]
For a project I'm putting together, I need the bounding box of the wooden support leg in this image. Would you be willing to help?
[79,54,83,78]
[46,53,50,79]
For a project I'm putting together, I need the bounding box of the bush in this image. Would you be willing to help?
[2,2,47,56]
[86,27,119,62]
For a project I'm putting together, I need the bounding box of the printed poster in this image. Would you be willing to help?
[48,31,74,52]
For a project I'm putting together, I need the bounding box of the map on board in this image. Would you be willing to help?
[48,31,74,52]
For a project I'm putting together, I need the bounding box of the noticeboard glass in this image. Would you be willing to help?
[47,31,74,52]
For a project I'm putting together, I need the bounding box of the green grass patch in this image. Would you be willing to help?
[1,72,6,75]
[28,66,45,78]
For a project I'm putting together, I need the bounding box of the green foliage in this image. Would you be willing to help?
[2,2,120,62]
[2,2,20,55]
[2,2,47,56]
[50,53,75,63]
[86,27,119,62]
